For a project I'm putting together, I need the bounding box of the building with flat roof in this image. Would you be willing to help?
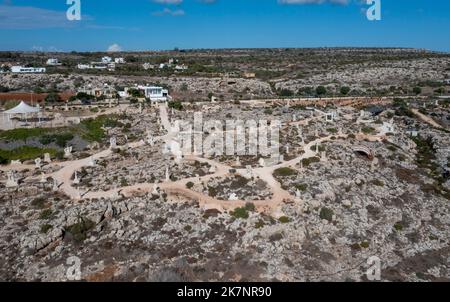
[11,66,46,73]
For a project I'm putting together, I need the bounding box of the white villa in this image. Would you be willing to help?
[46,58,62,66]
[114,57,126,64]
[11,66,46,73]
[137,85,171,102]
[102,56,113,63]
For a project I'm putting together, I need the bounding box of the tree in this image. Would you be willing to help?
[168,101,183,111]
[278,89,294,97]
[316,86,327,97]
[340,86,351,95]
[45,92,61,103]
[413,87,422,95]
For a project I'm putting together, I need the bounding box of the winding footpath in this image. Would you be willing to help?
[1,104,384,215]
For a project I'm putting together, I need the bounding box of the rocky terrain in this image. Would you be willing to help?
[1,96,449,282]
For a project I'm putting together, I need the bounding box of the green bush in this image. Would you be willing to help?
[65,218,95,242]
[360,241,370,248]
[301,157,320,167]
[40,224,53,234]
[168,101,183,111]
[278,216,290,223]
[319,207,334,222]
[230,207,249,219]
[39,209,54,220]
[361,127,375,135]
[255,220,265,229]
[372,179,384,187]
[186,182,194,189]
[0,146,58,161]
[393,222,404,231]
[273,167,297,177]
[295,183,308,191]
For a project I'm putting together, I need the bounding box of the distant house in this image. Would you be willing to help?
[77,64,92,70]
[243,72,256,79]
[77,62,115,71]
[78,85,116,99]
[46,58,61,66]
[137,85,170,102]
[142,63,156,70]
[175,64,188,71]
[102,56,113,63]
[114,57,126,64]
[11,66,46,73]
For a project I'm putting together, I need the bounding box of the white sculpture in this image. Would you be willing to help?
[34,158,42,169]
[40,173,47,183]
[64,146,73,158]
[110,136,117,149]
[229,193,239,201]
[235,156,241,167]
[88,157,96,167]
[165,167,170,182]
[52,179,59,191]
[6,171,18,188]
[152,184,159,195]
[259,157,266,167]
[73,171,80,185]
[321,151,327,162]
[44,153,51,163]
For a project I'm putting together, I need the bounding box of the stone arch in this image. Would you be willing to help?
[353,146,374,160]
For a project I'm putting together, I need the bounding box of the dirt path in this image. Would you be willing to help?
[411,109,444,129]
[1,104,385,215]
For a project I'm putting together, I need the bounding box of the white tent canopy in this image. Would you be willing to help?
[3,101,40,114]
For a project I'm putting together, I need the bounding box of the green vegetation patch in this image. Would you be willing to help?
[0,146,58,162]
[65,218,95,242]
[319,207,334,222]
[301,157,321,167]
[273,167,297,177]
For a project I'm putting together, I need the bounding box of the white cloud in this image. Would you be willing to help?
[0,4,73,29]
[152,8,185,16]
[107,43,123,52]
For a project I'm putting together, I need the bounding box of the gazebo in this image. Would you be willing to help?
[2,101,41,125]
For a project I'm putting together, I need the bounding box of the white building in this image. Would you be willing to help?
[114,57,126,64]
[137,85,170,102]
[175,64,188,71]
[11,66,46,73]
[142,63,155,70]
[77,64,92,70]
[46,58,61,66]
[102,56,113,63]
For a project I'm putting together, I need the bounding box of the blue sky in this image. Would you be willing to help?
[0,0,449,52]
